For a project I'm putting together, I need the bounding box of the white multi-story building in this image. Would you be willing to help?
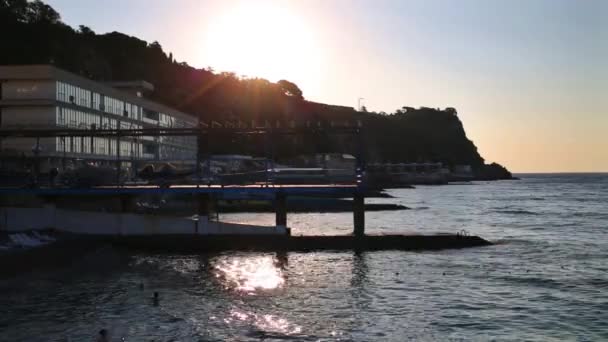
[0,65,198,171]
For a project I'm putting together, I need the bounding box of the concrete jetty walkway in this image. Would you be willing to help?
[108,234,493,253]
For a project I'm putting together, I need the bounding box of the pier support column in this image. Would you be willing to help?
[275,192,287,229]
[119,195,135,213]
[41,196,57,230]
[197,193,210,234]
[118,195,135,235]
[353,192,365,237]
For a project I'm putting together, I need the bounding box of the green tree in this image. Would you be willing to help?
[278,79,303,99]
[25,0,60,23]
[78,25,95,36]
[0,0,29,21]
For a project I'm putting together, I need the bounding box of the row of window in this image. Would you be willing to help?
[55,136,143,157]
[56,81,141,121]
[53,106,194,159]
[55,107,146,131]
[56,81,91,108]
[56,107,101,129]
[56,107,194,148]
[54,136,194,160]
[55,81,196,128]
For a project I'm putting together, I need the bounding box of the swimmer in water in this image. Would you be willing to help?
[153,291,159,306]
[96,329,109,342]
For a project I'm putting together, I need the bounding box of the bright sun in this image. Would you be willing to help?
[204,2,321,87]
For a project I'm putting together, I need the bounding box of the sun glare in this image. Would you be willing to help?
[213,255,285,292]
[204,2,321,86]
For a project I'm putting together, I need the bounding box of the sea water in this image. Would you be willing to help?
[1,174,606,341]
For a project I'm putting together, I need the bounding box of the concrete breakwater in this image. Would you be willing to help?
[0,232,492,278]
[109,234,493,253]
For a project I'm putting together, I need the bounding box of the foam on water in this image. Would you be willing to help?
[0,231,56,250]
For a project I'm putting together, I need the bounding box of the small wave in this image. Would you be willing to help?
[573,198,598,203]
[245,329,306,340]
[0,231,56,251]
[575,278,608,288]
[414,206,430,210]
[491,238,532,245]
[492,209,539,215]
[569,212,608,219]
[497,275,563,289]
[131,255,201,276]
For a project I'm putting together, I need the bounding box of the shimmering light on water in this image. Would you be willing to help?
[225,308,302,336]
[213,255,285,292]
[1,174,607,340]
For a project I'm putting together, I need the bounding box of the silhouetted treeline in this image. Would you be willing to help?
[0,0,511,178]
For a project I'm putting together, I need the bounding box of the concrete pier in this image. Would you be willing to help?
[107,234,493,253]
[0,233,492,278]
[0,185,364,237]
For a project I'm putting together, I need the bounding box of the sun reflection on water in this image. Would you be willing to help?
[224,308,303,336]
[213,255,285,292]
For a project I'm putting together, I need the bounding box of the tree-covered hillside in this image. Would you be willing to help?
[0,0,511,179]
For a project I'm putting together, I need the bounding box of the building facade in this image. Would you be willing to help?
[0,65,198,172]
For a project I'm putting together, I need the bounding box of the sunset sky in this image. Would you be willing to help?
[46,0,607,173]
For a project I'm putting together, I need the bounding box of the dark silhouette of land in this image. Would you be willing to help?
[0,0,512,180]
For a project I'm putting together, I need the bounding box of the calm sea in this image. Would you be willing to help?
[1,174,607,341]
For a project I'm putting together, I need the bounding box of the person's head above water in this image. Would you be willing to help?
[97,329,109,342]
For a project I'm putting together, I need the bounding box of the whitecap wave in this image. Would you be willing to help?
[0,231,56,251]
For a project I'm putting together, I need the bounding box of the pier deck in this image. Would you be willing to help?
[0,183,367,236]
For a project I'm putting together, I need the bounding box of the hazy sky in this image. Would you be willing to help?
[46,0,607,172]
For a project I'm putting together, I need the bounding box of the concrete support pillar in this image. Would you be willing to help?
[118,194,135,236]
[119,195,135,213]
[353,192,365,237]
[275,192,287,228]
[41,196,57,230]
[197,193,210,234]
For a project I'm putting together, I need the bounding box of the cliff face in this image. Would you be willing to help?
[0,1,512,179]
[361,107,484,167]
